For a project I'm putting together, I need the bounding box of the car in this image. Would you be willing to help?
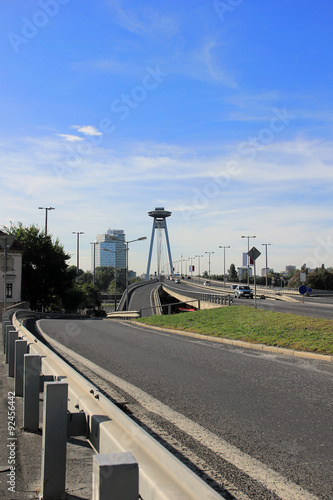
[234,285,253,299]
[175,279,181,283]
[230,284,237,290]
[203,281,211,286]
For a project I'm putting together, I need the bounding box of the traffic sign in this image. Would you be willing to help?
[247,247,261,261]
[299,285,307,295]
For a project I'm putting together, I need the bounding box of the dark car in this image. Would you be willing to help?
[234,285,253,299]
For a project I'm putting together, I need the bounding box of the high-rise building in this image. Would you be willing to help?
[91,229,126,271]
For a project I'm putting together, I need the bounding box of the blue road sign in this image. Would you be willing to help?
[299,285,307,295]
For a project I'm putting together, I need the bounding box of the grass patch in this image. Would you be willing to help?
[136,306,333,355]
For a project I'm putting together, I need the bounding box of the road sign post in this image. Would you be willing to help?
[247,247,261,309]
[299,284,307,303]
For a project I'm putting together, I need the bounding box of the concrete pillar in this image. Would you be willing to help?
[41,381,68,500]
[8,330,19,377]
[23,354,41,431]
[15,339,28,397]
[92,452,139,500]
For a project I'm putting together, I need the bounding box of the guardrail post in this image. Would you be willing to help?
[5,325,16,361]
[15,339,27,396]
[8,330,19,377]
[2,319,10,352]
[228,295,231,306]
[41,381,68,500]
[92,452,139,500]
[23,353,41,431]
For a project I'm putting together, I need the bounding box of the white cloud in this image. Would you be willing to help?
[57,134,84,142]
[71,125,103,136]
[1,134,332,272]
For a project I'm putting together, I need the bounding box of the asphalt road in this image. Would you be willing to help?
[163,280,333,319]
[38,318,333,500]
[128,281,160,316]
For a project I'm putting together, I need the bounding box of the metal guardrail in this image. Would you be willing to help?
[4,309,224,500]
[163,284,234,307]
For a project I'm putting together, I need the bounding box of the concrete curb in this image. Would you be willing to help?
[131,321,333,363]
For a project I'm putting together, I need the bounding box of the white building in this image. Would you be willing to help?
[91,229,126,270]
[0,231,24,318]
[237,266,253,280]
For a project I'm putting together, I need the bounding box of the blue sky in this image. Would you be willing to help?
[1,0,333,275]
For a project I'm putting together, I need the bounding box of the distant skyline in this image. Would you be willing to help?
[1,1,332,275]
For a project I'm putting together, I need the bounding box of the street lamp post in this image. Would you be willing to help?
[262,243,271,287]
[219,245,230,288]
[72,232,84,276]
[195,255,203,283]
[90,241,98,285]
[205,251,214,281]
[241,235,256,285]
[38,207,55,236]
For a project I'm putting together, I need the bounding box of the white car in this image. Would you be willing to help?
[203,281,211,286]
[234,285,253,299]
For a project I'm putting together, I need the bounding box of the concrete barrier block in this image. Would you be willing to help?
[14,339,27,396]
[5,325,16,361]
[23,354,41,431]
[2,319,10,352]
[8,330,19,377]
[92,452,139,500]
[41,381,68,500]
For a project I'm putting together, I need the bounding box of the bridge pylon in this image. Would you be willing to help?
[146,207,173,280]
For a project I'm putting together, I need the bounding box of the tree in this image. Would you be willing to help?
[307,268,333,290]
[3,222,76,311]
[94,266,115,291]
[229,263,238,281]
